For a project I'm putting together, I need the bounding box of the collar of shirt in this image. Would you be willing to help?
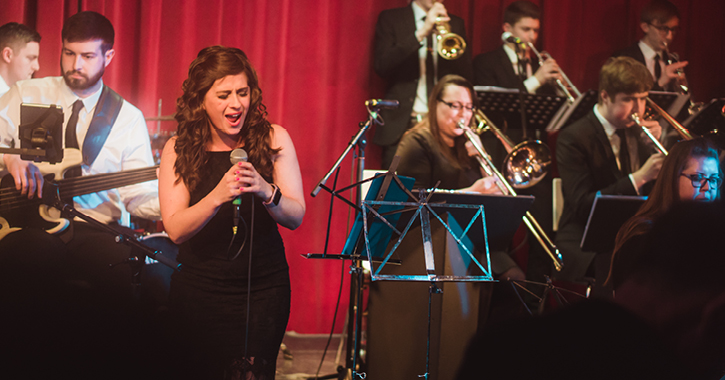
[638,40,664,79]
[593,103,618,138]
[412,2,427,29]
[0,75,9,96]
[502,44,522,71]
[61,79,104,115]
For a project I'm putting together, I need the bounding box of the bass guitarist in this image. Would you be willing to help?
[0,12,160,303]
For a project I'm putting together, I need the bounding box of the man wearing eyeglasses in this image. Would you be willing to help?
[612,0,688,92]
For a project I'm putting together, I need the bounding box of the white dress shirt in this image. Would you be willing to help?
[0,76,160,224]
[593,104,643,194]
[502,44,541,94]
[412,1,437,116]
[638,40,666,83]
[0,76,10,97]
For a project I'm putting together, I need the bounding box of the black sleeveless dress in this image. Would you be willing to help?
[169,152,290,379]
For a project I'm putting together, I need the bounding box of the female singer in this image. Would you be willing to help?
[158,46,305,379]
[608,137,721,289]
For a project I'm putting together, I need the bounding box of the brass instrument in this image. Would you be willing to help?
[434,18,466,60]
[458,118,564,271]
[527,43,581,104]
[473,109,551,189]
[663,42,703,114]
[630,97,695,156]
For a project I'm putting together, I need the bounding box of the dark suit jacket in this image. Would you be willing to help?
[472,45,556,95]
[612,42,673,92]
[372,4,473,147]
[555,110,654,280]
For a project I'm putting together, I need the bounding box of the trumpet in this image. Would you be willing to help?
[527,43,581,104]
[473,109,551,189]
[434,18,466,60]
[459,117,564,271]
[630,97,695,156]
[663,42,704,114]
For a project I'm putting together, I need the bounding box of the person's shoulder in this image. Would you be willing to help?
[473,46,504,64]
[14,76,63,92]
[560,111,597,137]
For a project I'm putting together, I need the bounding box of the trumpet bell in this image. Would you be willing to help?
[503,140,552,189]
[437,33,466,60]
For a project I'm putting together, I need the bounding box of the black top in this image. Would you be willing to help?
[394,126,480,190]
[176,151,288,289]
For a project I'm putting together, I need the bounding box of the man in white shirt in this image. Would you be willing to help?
[0,22,40,96]
[612,0,688,92]
[556,56,664,283]
[0,11,160,302]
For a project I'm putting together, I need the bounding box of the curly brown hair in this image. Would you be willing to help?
[174,45,279,193]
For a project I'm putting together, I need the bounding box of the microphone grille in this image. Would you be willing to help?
[230,148,248,164]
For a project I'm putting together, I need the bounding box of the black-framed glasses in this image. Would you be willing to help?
[648,23,679,35]
[438,99,475,112]
[680,173,722,189]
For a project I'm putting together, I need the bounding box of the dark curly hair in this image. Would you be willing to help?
[174,45,279,193]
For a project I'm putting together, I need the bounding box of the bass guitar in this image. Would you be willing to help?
[0,149,158,241]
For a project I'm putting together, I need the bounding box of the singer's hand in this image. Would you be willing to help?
[534,58,561,85]
[417,3,449,41]
[3,153,44,199]
[233,161,275,201]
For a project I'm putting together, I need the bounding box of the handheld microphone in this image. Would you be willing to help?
[365,99,400,109]
[230,148,248,232]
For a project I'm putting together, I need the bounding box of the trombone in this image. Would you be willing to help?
[473,109,551,189]
[527,43,581,104]
[459,116,564,271]
[630,97,695,156]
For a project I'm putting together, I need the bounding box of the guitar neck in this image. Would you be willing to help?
[57,165,159,199]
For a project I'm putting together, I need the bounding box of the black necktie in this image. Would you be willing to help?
[653,54,662,84]
[425,32,435,99]
[65,100,84,149]
[616,129,631,174]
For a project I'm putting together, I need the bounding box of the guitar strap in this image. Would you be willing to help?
[81,85,124,166]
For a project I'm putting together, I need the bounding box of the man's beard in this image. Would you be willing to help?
[63,67,104,91]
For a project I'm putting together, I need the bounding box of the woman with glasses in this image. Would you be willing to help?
[391,74,528,279]
[394,74,502,195]
[607,137,722,290]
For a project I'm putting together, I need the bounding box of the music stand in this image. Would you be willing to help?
[363,187,532,380]
[683,98,725,141]
[581,194,646,253]
[548,89,598,131]
[474,86,567,133]
[650,90,688,114]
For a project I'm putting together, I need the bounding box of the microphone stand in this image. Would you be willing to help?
[514,44,530,140]
[44,182,182,298]
[309,105,384,380]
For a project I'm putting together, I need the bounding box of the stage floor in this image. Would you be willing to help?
[277,332,344,380]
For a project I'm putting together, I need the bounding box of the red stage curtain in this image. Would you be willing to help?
[2,0,723,333]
